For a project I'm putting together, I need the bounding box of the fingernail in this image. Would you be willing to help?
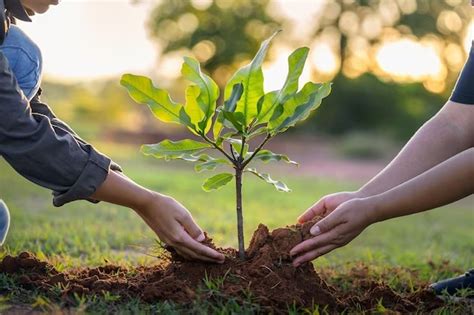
[310,226,321,236]
[197,233,205,242]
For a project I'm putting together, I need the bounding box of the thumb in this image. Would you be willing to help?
[298,199,326,223]
[178,214,205,242]
[310,212,340,236]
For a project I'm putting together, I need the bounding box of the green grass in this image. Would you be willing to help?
[0,141,472,312]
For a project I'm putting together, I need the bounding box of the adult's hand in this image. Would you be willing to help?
[91,171,225,263]
[291,198,374,267]
[135,193,225,263]
[297,191,361,223]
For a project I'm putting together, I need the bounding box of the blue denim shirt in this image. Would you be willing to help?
[0,25,41,100]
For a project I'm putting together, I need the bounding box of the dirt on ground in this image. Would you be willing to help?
[0,219,445,313]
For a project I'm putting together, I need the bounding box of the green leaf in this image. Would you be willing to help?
[224,83,244,112]
[179,107,199,136]
[195,157,231,172]
[184,85,205,132]
[141,139,211,160]
[257,47,309,124]
[247,168,291,192]
[121,74,184,125]
[202,173,234,191]
[213,83,245,139]
[181,57,220,133]
[254,150,298,165]
[246,126,268,139]
[224,31,280,126]
[222,111,245,132]
[269,82,332,133]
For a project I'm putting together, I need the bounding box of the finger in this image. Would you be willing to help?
[179,233,225,263]
[176,245,223,263]
[178,213,205,241]
[297,199,326,223]
[290,231,337,257]
[292,244,338,267]
[310,210,343,235]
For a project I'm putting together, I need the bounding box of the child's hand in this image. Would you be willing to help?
[297,191,361,223]
[136,193,225,263]
[291,198,375,266]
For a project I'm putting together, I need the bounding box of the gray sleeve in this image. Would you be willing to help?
[0,52,111,206]
[29,92,123,173]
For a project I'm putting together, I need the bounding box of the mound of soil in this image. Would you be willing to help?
[0,220,443,313]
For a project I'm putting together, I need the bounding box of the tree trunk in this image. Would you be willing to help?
[235,169,245,260]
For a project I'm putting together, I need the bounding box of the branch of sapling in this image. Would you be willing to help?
[239,136,247,163]
[229,142,237,161]
[242,134,272,168]
[201,133,238,166]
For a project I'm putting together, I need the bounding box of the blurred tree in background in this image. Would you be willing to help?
[148,0,278,86]
[147,0,471,140]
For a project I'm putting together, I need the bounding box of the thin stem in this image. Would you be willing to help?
[202,134,237,166]
[229,143,237,161]
[235,168,245,260]
[242,134,271,168]
[239,136,247,163]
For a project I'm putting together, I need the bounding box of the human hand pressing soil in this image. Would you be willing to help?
[91,171,225,264]
[297,191,361,223]
[136,194,225,263]
[291,198,374,267]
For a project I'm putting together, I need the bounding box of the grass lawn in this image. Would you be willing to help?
[0,141,472,313]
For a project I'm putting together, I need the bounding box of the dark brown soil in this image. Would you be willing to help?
[0,220,444,313]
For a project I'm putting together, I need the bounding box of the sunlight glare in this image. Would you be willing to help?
[464,21,473,53]
[263,47,311,93]
[376,38,443,80]
[310,42,339,74]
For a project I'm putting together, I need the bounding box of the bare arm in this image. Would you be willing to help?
[367,147,474,222]
[299,101,474,222]
[357,101,474,197]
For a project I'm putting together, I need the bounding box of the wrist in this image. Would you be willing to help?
[358,195,384,225]
[355,187,373,199]
[132,190,163,214]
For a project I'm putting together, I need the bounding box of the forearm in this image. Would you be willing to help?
[367,148,474,223]
[90,171,156,211]
[358,102,474,197]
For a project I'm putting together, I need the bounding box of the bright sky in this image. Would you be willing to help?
[18,0,158,81]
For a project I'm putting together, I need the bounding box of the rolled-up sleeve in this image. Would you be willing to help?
[0,52,111,206]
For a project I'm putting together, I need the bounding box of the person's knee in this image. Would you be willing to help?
[0,25,42,100]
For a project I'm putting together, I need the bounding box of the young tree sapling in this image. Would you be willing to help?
[121,32,332,260]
